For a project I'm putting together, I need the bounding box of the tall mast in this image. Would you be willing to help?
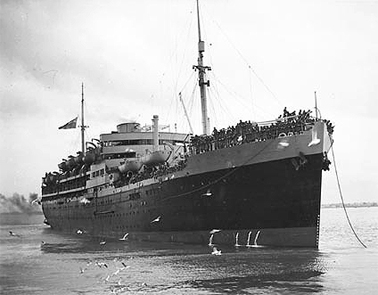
[81,83,85,153]
[193,0,211,135]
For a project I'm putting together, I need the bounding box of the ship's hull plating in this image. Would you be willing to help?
[42,152,324,247]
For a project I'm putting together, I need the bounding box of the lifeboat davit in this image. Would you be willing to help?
[141,150,171,167]
[118,159,142,174]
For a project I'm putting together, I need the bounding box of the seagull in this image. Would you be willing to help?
[211,246,222,255]
[76,229,83,234]
[202,190,212,197]
[112,269,120,276]
[99,240,106,245]
[119,233,129,241]
[9,231,21,237]
[209,229,221,234]
[95,261,108,268]
[151,216,161,223]
[119,265,130,271]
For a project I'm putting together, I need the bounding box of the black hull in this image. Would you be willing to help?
[42,153,323,247]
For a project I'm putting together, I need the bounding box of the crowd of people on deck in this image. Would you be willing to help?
[113,108,335,186]
[190,108,326,154]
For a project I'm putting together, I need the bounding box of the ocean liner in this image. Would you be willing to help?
[41,1,334,248]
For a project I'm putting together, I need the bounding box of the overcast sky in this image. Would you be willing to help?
[0,0,377,204]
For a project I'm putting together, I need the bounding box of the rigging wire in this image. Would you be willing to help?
[206,87,221,128]
[173,10,195,94]
[208,85,235,125]
[330,145,367,248]
[157,5,195,128]
[173,72,196,133]
[248,67,255,119]
[178,71,196,95]
[207,14,283,108]
[210,71,275,119]
[182,78,199,133]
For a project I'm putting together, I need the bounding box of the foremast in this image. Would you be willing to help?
[193,0,211,135]
[80,83,87,153]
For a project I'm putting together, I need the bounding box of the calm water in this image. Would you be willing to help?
[0,207,377,294]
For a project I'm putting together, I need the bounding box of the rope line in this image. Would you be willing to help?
[330,145,367,248]
[160,139,275,202]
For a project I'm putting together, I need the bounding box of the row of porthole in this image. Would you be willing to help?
[145,189,159,196]
[114,224,141,229]
[56,209,153,220]
[114,210,152,218]
[95,211,140,219]
[98,199,114,205]
[50,200,155,212]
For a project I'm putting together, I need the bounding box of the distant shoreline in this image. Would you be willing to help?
[322,202,377,209]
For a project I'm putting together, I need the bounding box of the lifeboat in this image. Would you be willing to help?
[66,156,77,170]
[74,152,84,165]
[141,150,171,167]
[86,142,97,150]
[118,159,142,173]
[84,150,96,165]
[58,160,68,172]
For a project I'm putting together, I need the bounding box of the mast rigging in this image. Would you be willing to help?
[179,92,194,134]
[81,83,87,153]
[193,0,211,135]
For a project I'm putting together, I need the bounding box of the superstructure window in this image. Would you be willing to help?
[104,152,136,160]
[106,139,154,146]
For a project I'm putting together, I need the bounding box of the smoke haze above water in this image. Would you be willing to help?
[0,193,41,214]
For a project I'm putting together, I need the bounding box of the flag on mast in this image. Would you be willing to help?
[58,117,78,129]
